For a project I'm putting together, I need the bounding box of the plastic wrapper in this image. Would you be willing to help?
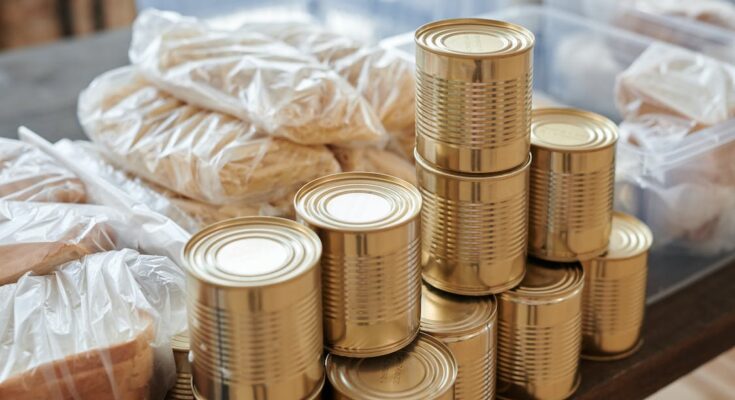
[0,249,187,400]
[618,114,697,150]
[625,0,735,31]
[616,42,735,127]
[0,138,86,203]
[248,21,416,158]
[78,66,341,205]
[129,10,387,147]
[331,146,417,186]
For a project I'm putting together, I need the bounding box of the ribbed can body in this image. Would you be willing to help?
[443,322,496,399]
[415,19,534,174]
[167,334,193,400]
[416,152,530,295]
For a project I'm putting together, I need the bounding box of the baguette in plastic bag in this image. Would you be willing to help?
[0,138,86,203]
[129,10,387,147]
[0,249,186,400]
[78,66,341,205]
[331,147,417,185]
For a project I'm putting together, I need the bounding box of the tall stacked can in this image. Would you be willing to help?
[167,332,193,400]
[420,283,497,399]
[295,172,423,357]
[183,217,324,400]
[414,18,534,295]
[581,212,653,361]
[529,108,619,262]
[326,333,458,400]
[497,259,584,400]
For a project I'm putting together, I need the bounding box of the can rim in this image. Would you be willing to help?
[501,259,585,304]
[415,18,535,59]
[420,282,497,337]
[294,172,422,233]
[531,107,619,153]
[594,212,653,261]
[415,149,532,180]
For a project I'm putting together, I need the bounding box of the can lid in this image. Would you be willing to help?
[601,212,653,260]
[420,282,496,336]
[183,217,321,287]
[171,331,189,352]
[294,172,421,232]
[532,108,618,152]
[326,333,457,400]
[502,259,584,303]
[415,18,534,58]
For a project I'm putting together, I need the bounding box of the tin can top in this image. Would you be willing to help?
[601,212,653,260]
[183,217,321,288]
[415,18,534,58]
[326,333,457,400]
[532,108,618,152]
[171,331,189,352]
[294,172,421,232]
[421,282,496,337]
[501,259,584,304]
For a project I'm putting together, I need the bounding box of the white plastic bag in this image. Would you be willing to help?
[625,0,735,31]
[78,67,341,205]
[0,138,86,203]
[129,10,387,147]
[0,249,187,400]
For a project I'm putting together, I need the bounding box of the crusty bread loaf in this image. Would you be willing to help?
[79,67,341,205]
[0,138,86,203]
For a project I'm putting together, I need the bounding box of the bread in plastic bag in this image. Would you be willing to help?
[78,66,341,205]
[616,42,735,127]
[248,21,416,157]
[129,10,387,147]
[0,138,86,203]
[625,0,735,31]
[331,147,417,185]
[0,249,186,400]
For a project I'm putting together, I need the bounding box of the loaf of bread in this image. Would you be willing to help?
[0,138,86,203]
[129,10,387,147]
[332,146,417,185]
[79,67,341,205]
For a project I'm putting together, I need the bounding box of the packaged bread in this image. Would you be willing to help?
[0,249,186,400]
[0,201,120,285]
[0,138,86,203]
[616,42,735,127]
[625,0,735,31]
[249,22,416,157]
[331,147,417,185]
[79,66,341,205]
[129,10,387,147]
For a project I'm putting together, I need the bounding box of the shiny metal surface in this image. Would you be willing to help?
[295,172,422,357]
[420,283,497,399]
[497,259,584,400]
[326,333,457,400]
[415,18,534,173]
[416,151,530,295]
[581,212,652,361]
[184,217,324,400]
[529,108,618,262]
[167,332,193,400]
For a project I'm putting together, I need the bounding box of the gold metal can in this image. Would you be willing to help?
[529,108,618,262]
[420,283,497,400]
[167,332,193,400]
[581,212,652,361]
[497,259,584,400]
[294,172,422,358]
[416,150,530,295]
[415,18,534,174]
[184,217,324,400]
[326,333,458,400]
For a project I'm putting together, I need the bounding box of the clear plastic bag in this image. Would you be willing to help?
[616,42,735,126]
[331,146,417,185]
[625,0,735,31]
[0,138,86,203]
[129,10,387,147]
[78,66,341,205]
[0,249,187,400]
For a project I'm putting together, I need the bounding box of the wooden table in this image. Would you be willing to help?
[1,30,733,400]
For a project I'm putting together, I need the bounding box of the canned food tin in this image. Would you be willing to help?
[166,332,193,400]
[420,283,497,400]
[295,172,422,358]
[581,212,652,361]
[183,217,324,400]
[326,333,457,400]
[416,150,530,295]
[415,18,534,174]
[529,108,618,262]
[497,259,584,400]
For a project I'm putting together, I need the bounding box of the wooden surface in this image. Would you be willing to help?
[0,29,734,400]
